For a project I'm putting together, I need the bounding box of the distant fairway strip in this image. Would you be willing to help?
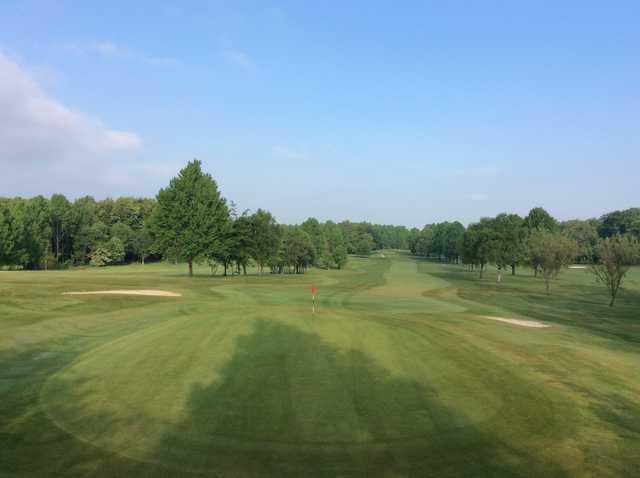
[62,290,181,297]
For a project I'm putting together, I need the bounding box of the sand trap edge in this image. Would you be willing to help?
[479,315,551,328]
[62,290,181,297]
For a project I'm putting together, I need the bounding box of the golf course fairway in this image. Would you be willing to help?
[1,252,639,476]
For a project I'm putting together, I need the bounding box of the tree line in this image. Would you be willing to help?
[408,206,640,305]
[1,160,638,304]
[0,161,407,275]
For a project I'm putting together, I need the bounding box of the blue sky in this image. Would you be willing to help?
[1,1,638,226]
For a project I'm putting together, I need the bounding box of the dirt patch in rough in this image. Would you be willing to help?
[479,316,550,328]
[63,290,181,297]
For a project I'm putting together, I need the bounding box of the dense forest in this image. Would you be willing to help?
[1,161,639,283]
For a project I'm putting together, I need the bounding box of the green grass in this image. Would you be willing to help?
[1,252,639,477]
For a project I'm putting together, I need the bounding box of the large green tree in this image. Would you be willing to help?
[598,208,640,238]
[132,226,154,264]
[13,197,51,270]
[231,211,254,275]
[0,200,21,267]
[561,219,599,263]
[354,232,375,256]
[150,160,230,276]
[324,221,348,269]
[277,226,314,273]
[527,231,577,295]
[49,194,72,263]
[463,218,493,278]
[523,207,558,232]
[489,213,525,281]
[301,218,324,266]
[90,237,126,267]
[249,209,281,273]
[590,235,640,306]
[70,196,98,264]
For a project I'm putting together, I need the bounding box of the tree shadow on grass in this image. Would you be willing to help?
[0,344,174,477]
[148,320,571,477]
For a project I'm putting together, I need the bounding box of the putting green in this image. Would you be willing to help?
[41,262,514,470]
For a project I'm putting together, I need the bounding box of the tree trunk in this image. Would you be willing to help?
[55,228,60,262]
[511,263,516,275]
[141,255,145,265]
[479,263,484,279]
[242,264,247,275]
[223,263,228,276]
[545,279,550,295]
[497,268,502,283]
[188,260,193,277]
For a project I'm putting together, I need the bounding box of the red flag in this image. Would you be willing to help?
[311,285,317,298]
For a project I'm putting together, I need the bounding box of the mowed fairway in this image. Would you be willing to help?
[1,252,639,477]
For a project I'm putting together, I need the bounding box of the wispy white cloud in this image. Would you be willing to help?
[92,41,131,58]
[272,145,311,161]
[62,41,178,67]
[450,165,501,178]
[222,48,254,71]
[142,56,179,67]
[0,51,144,194]
[469,193,489,201]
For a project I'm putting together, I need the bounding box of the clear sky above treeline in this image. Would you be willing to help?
[0,1,638,227]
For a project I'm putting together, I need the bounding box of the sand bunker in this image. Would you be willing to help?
[63,290,181,297]
[479,316,550,328]
[568,265,587,269]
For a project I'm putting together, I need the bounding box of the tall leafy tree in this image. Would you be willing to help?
[527,231,577,294]
[150,160,230,276]
[90,237,125,267]
[249,209,281,273]
[49,194,72,263]
[0,200,21,266]
[354,232,375,256]
[70,196,98,264]
[523,207,558,232]
[16,197,51,269]
[590,235,640,306]
[414,225,434,257]
[523,207,558,276]
[111,223,135,259]
[338,221,361,254]
[561,219,599,263]
[279,226,314,273]
[598,208,640,238]
[463,218,493,278]
[407,228,421,254]
[324,221,348,269]
[132,226,154,264]
[475,220,494,278]
[301,217,323,266]
[489,213,525,280]
[232,212,254,274]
